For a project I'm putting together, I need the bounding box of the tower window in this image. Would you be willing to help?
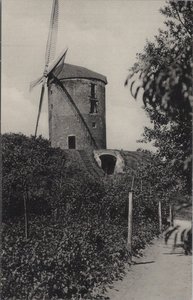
[90,83,98,113]
[91,83,96,98]
[90,99,98,113]
[92,122,96,128]
[68,136,76,149]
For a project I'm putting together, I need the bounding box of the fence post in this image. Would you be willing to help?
[169,204,174,227]
[127,176,134,259]
[158,200,162,233]
[127,191,133,253]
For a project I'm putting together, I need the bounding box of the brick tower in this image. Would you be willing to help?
[47,63,107,150]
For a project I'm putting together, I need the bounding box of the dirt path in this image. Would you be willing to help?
[106,220,192,300]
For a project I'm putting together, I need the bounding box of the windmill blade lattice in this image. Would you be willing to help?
[30,0,59,137]
[45,0,59,70]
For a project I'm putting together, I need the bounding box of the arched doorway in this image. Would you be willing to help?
[99,154,117,175]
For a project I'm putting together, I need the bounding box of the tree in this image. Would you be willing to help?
[125,1,192,197]
[138,106,192,194]
[126,1,193,119]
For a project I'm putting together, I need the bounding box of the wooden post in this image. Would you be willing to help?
[24,192,28,240]
[127,191,133,254]
[169,204,174,227]
[140,179,143,192]
[127,176,134,257]
[158,200,162,233]
[131,176,135,191]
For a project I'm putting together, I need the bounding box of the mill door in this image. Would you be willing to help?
[68,136,76,149]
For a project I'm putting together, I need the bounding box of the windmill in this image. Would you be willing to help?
[30,0,106,149]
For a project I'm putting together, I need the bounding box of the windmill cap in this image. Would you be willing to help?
[55,63,107,84]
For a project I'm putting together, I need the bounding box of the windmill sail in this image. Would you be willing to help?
[30,48,68,92]
[30,76,44,91]
[47,48,68,77]
[34,84,45,137]
[45,0,59,69]
[30,0,59,137]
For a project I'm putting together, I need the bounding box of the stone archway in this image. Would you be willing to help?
[99,154,117,175]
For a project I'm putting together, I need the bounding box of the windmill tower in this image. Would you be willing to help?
[30,0,107,150]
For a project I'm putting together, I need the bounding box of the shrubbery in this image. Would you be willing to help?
[2,218,158,299]
[2,217,125,299]
[2,134,166,299]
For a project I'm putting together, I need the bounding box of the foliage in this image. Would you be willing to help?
[125,1,192,198]
[3,133,61,219]
[2,215,159,300]
[125,1,193,119]
[2,134,167,299]
[2,133,104,222]
[1,217,121,299]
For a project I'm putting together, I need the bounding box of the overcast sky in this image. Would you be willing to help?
[2,0,166,150]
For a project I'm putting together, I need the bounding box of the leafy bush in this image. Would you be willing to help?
[2,217,126,299]
[2,217,159,299]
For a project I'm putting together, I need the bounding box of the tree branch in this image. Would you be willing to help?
[173,3,192,37]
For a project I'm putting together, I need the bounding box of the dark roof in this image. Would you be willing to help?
[55,63,107,84]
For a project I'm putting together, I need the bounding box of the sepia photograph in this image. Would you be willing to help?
[1,0,192,299]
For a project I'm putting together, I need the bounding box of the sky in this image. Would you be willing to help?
[2,0,166,150]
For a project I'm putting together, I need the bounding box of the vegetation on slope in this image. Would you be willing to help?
[1,133,167,300]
